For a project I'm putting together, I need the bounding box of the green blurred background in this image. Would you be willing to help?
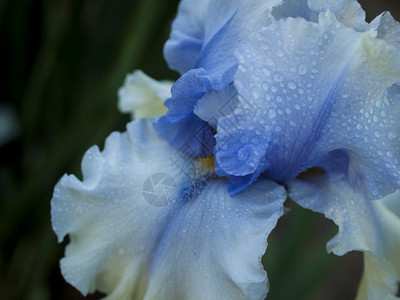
[0,0,399,299]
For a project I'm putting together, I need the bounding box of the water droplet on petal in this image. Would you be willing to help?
[266,59,274,66]
[388,131,397,141]
[276,49,284,57]
[287,81,297,90]
[274,73,283,83]
[298,64,307,75]
[241,136,250,143]
[268,109,277,118]
[238,148,248,161]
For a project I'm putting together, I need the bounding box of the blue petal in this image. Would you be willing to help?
[216,11,400,199]
[288,176,400,299]
[163,0,240,74]
[51,118,287,299]
[214,160,262,195]
[271,0,318,21]
[371,11,400,51]
[193,84,238,128]
[153,69,215,156]
[272,0,368,31]
[308,0,368,31]
[164,0,280,75]
[159,1,284,154]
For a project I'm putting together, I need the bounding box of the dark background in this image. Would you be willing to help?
[0,0,399,299]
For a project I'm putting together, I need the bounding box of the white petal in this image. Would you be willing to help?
[356,254,398,300]
[357,193,400,300]
[288,177,400,299]
[51,118,286,299]
[117,70,172,119]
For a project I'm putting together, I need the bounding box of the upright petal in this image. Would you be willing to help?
[52,118,287,300]
[164,0,281,75]
[271,0,368,30]
[308,0,368,31]
[371,11,400,51]
[288,176,400,300]
[118,70,172,119]
[153,69,216,156]
[216,11,400,198]
[158,0,283,155]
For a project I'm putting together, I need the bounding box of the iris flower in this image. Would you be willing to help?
[51,0,400,299]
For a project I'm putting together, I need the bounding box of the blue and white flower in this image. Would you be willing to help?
[52,0,400,299]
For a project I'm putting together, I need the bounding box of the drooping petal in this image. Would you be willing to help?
[288,176,400,300]
[356,192,400,300]
[356,253,399,300]
[216,11,400,198]
[52,118,287,300]
[118,70,172,119]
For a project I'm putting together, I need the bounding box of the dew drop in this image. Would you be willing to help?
[274,73,284,83]
[252,89,260,99]
[263,68,271,76]
[298,64,307,75]
[276,49,284,57]
[238,149,249,161]
[388,131,397,141]
[241,136,250,143]
[287,81,297,90]
[251,138,259,145]
[268,108,277,118]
